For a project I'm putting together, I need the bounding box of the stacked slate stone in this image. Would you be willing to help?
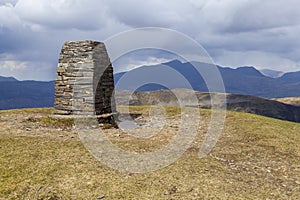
[54,40,116,120]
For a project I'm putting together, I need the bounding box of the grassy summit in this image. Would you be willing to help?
[0,107,299,199]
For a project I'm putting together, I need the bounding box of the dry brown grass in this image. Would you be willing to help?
[272,97,300,106]
[0,107,299,199]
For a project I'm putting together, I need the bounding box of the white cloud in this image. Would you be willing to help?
[0,2,21,28]
[0,60,27,70]
[116,56,171,72]
[0,59,55,80]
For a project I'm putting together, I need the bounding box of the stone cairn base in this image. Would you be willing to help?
[51,40,117,126]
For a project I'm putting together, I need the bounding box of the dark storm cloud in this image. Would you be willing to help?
[15,0,110,30]
[0,0,17,6]
[0,0,299,80]
[222,0,300,33]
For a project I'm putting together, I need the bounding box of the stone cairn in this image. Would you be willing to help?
[53,40,116,124]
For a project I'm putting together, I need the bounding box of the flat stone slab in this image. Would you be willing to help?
[49,112,118,120]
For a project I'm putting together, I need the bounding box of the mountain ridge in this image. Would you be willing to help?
[114,60,300,98]
[0,76,18,82]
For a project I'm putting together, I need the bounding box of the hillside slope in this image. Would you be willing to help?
[272,97,300,107]
[0,108,299,199]
[115,89,300,122]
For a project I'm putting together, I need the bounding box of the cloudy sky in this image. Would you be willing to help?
[0,0,300,80]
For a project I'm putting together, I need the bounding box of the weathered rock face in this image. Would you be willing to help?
[54,40,116,119]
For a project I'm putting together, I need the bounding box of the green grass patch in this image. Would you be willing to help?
[40,117,74,128]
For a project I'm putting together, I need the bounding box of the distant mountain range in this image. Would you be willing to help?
[0,76,54,110]
[0,76,18,82]
[0,60,299,112]
[114,60,300,98]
